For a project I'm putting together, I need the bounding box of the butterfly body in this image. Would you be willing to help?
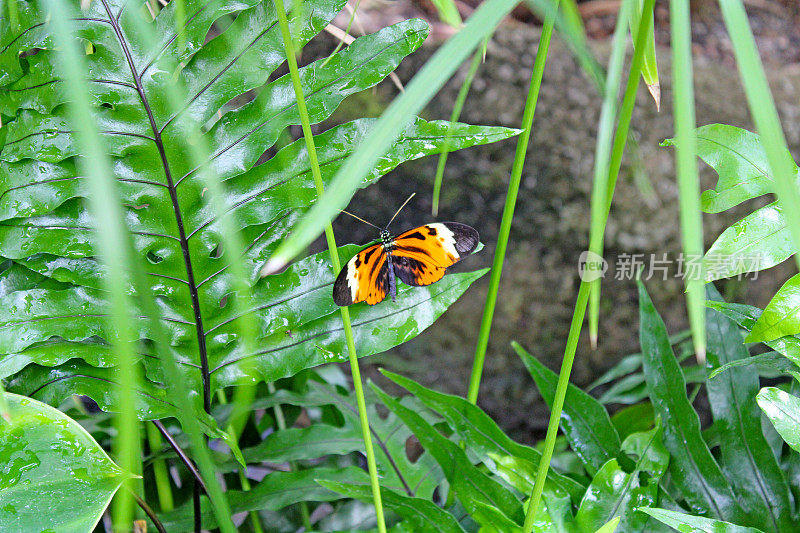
[333,222,479,306]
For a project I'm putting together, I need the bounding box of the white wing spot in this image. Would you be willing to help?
[428,223,459,258]
[346,257,359,301]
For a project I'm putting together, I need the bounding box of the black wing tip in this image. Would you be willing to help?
[332,267,353,306]
[441,222,479,255]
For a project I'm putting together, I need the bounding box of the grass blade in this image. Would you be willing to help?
[671,0,706,363]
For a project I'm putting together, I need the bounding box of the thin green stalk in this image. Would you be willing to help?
[46,3,141,526]
[321,0,361,67]
[466,0,559,405]
[523,1,655,529]
[671,0,705,362]
[523,281,591,531]
[216,389,267,533]
[431,48,483,216]
[272,1,386,531]
[145,422,175,512]
[587,0,636,349]
[718,0,800,272]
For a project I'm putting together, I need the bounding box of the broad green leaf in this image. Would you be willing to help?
[155,466,369,531]
[380,370,585,504]
[703,202,794,281]
[371,382,525,526]
[473,501,524,532]
[575,426,669,532]
[0,393,131,532]
[513,342,620,475]
[637,507,766,533]
[756,387,800,453]
[637,280,744,522]
[708,351,794,379]
[704,285,793,530]
[748,273,800,342]
[705,301,800,369]
[0,0,515,424]
[662,124,799,213]
[319,480,466,533]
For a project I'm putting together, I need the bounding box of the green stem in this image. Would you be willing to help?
[431,48,483,216]
[522,0,655,529]
[671,0,706,361]
[272,1,386,531]
[466,0,559,405]
[145,422,175,512]
[586,0,636,348]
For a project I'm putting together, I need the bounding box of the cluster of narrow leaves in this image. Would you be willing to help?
[282,279,799,532]
[0,1,516,424]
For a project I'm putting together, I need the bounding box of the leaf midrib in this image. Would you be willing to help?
[98,0,211,411]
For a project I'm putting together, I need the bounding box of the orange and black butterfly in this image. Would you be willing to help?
[332,197,479,306]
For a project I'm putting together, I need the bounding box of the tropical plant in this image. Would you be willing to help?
[0,0,517,529]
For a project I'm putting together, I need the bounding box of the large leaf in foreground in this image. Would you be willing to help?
[637,280,744,522]
[0,393,131,532]
[748,273,800,343]
[757,387,800,453]
[0,0,516,421]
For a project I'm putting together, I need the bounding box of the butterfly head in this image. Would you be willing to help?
[380,229,392,248]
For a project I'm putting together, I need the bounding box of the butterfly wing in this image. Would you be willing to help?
[332,243,389,306]
[391,222,479,286]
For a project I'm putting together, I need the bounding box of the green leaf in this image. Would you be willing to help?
[594,517,621,533]
[610,403,655,442]
[0,392,132,532]
[637,507,767,533]
[703,202,794,281]
[756,386,800,453]
[748,273,800,342]
[662,124,799,214]
[0,0,514,425]
[155,466,369,531]
[705,301,800,369]
[704,285,794,530]
[637,280,744,522]
[575,426,669,532]
[371,382,525,526]
[380,369,585,504]
[318,480,466,533]
[513,342,620,475]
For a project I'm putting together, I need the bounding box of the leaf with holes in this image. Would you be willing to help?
[0,0,516,424]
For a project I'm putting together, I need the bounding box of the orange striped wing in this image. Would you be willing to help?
[332,243,389,306]
[391,222,479,286]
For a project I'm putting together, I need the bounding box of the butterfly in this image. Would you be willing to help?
[332,197,479,306]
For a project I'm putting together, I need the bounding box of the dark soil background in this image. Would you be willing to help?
[307,0,800,443]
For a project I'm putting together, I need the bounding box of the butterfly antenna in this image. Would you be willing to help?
[339,209,381,230]
[386,193,416,230]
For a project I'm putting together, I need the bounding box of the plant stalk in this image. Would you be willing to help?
[272,0,386,530]
[522,0,655,528]
[467,0,560,405]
